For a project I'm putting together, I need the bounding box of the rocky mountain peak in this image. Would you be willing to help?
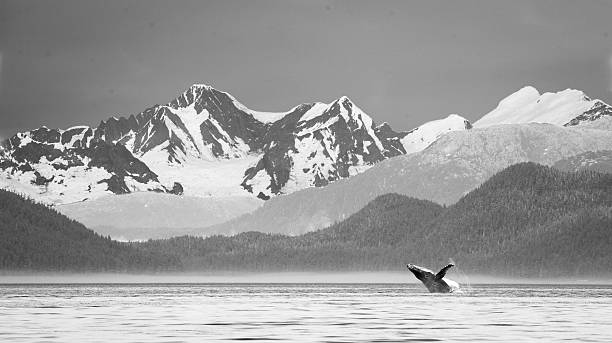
[241,96,406,199]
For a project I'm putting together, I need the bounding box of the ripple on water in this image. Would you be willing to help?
[0,284,611,342]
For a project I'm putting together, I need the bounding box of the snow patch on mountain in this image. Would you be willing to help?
[141,150,261,197]
[249,111,291,124]
[170,103,209,156]
[224,89,292,124]
[0,164,112,204]
[299,102,332,122]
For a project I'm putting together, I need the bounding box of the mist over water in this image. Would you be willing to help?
[2,272,611,285]
[1,283,611,342]
[1,272,416,284]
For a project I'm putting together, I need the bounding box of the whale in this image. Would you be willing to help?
[407,263,460,293]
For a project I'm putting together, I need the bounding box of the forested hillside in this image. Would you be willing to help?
[2,162,611,277]
[139,163,612,277]
[0,190,180,271]
[420,163,612,276]
[138,195,444,271]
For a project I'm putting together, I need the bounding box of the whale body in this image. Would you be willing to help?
[407,263,459,293]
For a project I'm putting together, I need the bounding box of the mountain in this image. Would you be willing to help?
[0,127,176,204]
[56,192,263,240]
[474,86,612,128]
[96,84,266,163]
[1,84,469,205]
[206,123,612,235]
[553,150,612,174]
[95,86,470,200]
[241,99,472,199]
[242,97,404,199]
[137,163,612,277]
[5,83,610,237]
[0,189,180,271]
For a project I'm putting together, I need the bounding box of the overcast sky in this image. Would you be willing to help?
[1,0,612,139]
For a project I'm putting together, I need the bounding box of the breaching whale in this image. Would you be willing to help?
[407,263,460,293]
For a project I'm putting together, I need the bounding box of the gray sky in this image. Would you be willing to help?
[1,0,612,139]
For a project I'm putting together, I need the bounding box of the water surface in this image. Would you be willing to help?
[1,283,611,342]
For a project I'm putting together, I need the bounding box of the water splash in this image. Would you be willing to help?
[448,258,473,295]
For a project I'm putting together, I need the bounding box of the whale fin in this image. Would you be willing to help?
[435,263,454,280]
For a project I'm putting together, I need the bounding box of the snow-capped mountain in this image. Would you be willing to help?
[104,86,470,199]
[1,84,471,204]
[92,84,273,199]
[474,86,612,128]
[242,97,408,199]
[242,101,472,199]
[3,83,609,212]
[208,123,612,236]
[0,126,177,204]
[98,85,416,199]
[5,82,612,238]
[95,84,267,164]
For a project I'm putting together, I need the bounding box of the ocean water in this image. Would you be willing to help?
[1,283,611,342]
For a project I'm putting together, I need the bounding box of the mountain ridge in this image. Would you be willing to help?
[0,83,470,204]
